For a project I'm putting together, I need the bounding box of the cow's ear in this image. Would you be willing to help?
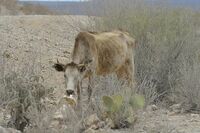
[53,63,65,72]
[78,64,86,73]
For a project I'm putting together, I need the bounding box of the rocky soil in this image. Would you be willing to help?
[0,15,200,133]
[0,15,92,99]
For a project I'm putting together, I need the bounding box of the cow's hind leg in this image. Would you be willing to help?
[77,82,81,100]
[116,65,128,85]
[116,59,134,87]
[125,59,135,88]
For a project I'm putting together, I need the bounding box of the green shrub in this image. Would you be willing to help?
[102,94,144,128]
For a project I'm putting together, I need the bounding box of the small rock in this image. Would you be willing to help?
[63,51,70,54]
[90,124,99,130]
[168,111,178,116]
[189,114,199,122]
[83,128,110,133]
[53,111,64,122]
[83,128,96,133]
[169,104,182,113]
[105,118,115,129]
[176,129,186,133]
[97,121,106,129]
[50,120,60,128]
[52,104,70,123]
[0,126,21,133]
[3,50,12,59]
[191,113,199,118]
[44,38,49,42]
[146,104,158,112]
[189,118,199,122]
[84,114,100,129]
[24,50,30,53]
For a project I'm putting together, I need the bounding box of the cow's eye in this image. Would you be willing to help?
[64,74,67,78]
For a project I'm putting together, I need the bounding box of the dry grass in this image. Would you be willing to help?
[0,49,48,132]
[170,55,200,112]
[91,0,200,111]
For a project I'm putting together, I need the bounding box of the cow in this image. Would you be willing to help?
[53,30,136,103]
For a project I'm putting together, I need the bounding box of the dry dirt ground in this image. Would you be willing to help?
[1,15,200,133]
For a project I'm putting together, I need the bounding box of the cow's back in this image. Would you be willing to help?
[93,32,129,74]
[72,31,135,76]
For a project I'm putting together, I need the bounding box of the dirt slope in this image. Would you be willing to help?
[0,15,92,99]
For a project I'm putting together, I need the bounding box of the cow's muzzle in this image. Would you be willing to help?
[66,90,75,96]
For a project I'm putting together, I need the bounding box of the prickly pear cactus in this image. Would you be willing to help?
[102,96,114,113]
[102,94,123,114]
[112,95,123,111]
[129,94,145,109]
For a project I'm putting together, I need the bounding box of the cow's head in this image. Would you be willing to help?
[53,59,92,96]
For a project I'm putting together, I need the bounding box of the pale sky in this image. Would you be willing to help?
[18,0,83,1]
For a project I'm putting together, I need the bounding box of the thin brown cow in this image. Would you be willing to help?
[53,30,136,102]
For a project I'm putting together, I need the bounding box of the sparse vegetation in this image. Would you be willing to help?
[0,52,53,132]
[171,56,200,112]
[92,0,200,111]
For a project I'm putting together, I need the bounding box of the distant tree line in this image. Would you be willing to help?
[0,0,54,15]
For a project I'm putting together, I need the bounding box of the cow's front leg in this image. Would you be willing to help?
[74,82,83,114]
[77,81,81,106]
[87,76,92,102]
